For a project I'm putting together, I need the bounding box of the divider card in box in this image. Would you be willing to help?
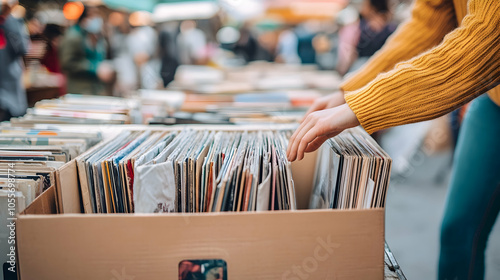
[77,129,296,213]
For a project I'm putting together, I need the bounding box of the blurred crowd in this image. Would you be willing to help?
[0,0,412,121]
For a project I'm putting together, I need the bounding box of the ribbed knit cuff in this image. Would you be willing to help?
[344,89,379,134]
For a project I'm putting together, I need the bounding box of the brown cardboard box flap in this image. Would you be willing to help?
[18,209,384,280]
[21,185,57,215]
[55,160,82,213]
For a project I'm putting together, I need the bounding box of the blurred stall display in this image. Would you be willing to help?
[103,0,218,18]
[14,60,340,126]
[149,112,231,125]
[153,1,219,22]
[162,63,339,124]
[24,62,65,106]
[265,0,347,24]
[303,70,342,90]
[170,62,342,93]
[180,92,233,113]
[139,89,186,122]
[172,65,225,87]
[178,90,320,124]
[191,81,255,95]
[11,94,141,125]
[219,0,265,20]
[129,11,153,27]
[102,0,156,12]
[62,1,85,21]
[254,18,284,31]
[216,26,241,45]
[35,9,67,26]
[0,124,102,277]
[26,86,62,108]
[0,127,101,165]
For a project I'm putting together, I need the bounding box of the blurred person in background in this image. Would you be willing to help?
[24,10,47,65]
[294,21,318,64]
[335,5,361,76]
[313,26,340,70]
[108,11,137,96]
[0,0,29,121]
[159,22,180,87]
[177,20,207,65]
[233,23,258,62]
[350,0,397,71]
[40,24,64,75]
[22,6,68,97]
[336,0,397,76]
[255,30,276,62]
[40,23,66,96]
[276,26,300,65]
[217,23,270,65]
[288,0,500,279]
[26,11,44,40]
[59,4,112,95]
[127,11,162,90]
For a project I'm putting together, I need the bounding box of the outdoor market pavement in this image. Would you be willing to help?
[385,150,500,280]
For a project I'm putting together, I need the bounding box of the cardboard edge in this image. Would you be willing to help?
[17,208,385,279]
[18,207,384,219]
[21,185,57,215]
[55,160,82,213]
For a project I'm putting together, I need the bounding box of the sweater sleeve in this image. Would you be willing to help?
[344,0,500,134]
[340,0,457,92]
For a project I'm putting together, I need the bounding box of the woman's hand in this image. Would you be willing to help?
[302,91,346,121]
[287,103,360,161]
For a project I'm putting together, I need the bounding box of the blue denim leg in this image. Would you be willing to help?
[439,94,500,280]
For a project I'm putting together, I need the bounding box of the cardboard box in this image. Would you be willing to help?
[16,126,385,280]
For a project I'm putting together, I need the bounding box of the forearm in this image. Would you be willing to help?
[341,0,457,92]
[345,0,500,133]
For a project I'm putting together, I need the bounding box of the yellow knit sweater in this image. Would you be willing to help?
[341,0,500,134]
